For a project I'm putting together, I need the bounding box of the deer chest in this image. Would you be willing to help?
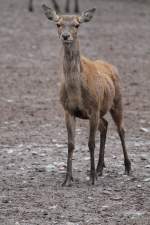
[60,85,89,119]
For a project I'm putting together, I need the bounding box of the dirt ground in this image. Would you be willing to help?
[0,0,150,224]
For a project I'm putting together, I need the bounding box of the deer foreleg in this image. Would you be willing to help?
[97,118,108,176]
[62,112,76,186]
[88,112,99,185]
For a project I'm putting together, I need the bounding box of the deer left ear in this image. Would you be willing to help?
[42,4,59,22]
[79,8,96,23]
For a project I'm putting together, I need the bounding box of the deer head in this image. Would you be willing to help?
[42,4,96,45]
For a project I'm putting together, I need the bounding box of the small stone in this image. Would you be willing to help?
[140,127,149,133]
[32,151,38,156]
[49,205,57,210]
[46,164,57,172]
[86,176,90,181]
[2,199,9,203]
[102,190,112,195]
[18,144,24,148]
[41,158,46,161]
[7,99,14,103]
[53,162,65,167]
[39,153,46,157]
[140,119,146,124]
[110,196,122,201]
[143,178,150,182]
[140,154,147,160]
[15,222,20,225]
[66,222,79,225]
[58,169,66,174]
[7,149,14,154]
[43,211,48,216]
[31,45,37,50]
[35,167,46,172]
[52,139,57,143]
[59,166,66,171]
[22,180,27,184]
[32,162,40,166]
[111,136,116,140]
[124,210,145,218]
[55,143,65,148]
[145,165,150,168]
[84,157,90,161]
[88,196,93,200]
[102,205,109,210]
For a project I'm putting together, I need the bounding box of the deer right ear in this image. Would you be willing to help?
[42,4,59,22]
[79,8,96,23]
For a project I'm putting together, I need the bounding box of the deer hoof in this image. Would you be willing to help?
[96,165,104,177]
[62,175,73,187]
[96,170,103,177]
[124,160,131,175]
[89,171,97,185]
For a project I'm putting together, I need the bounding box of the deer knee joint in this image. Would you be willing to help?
[88,140,95,150]
[68,142,74,151]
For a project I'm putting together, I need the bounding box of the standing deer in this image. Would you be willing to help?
[42,5,131,186]
[28,0,79,13]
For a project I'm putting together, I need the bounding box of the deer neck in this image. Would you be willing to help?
[63,40,82,91]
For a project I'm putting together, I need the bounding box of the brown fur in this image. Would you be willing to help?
[60,55,118,119]
[42,6,131,186]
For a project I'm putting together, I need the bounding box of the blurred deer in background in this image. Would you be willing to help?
[28,0,79,13]
[42,5,131,186]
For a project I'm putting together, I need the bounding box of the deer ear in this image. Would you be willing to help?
[79,8,96,23]
[42,4,59,22]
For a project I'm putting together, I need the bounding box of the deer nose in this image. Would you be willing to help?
[62,33,70,40]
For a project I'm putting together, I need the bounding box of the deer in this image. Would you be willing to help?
[42,4,131,186]
[28,0,79,13]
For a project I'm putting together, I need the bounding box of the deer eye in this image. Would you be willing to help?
[74,24,79,28]
[57,24,61,28]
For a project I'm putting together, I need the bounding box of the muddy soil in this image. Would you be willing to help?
[0,0,150,224]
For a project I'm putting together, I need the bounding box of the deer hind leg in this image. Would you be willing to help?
[88,112,99,185]
[62,112,76,186]
[110,100,131,175]
[74,0,79,13]
[96,118,108,176]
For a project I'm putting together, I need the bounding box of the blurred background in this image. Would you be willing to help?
[0,0,150,225]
